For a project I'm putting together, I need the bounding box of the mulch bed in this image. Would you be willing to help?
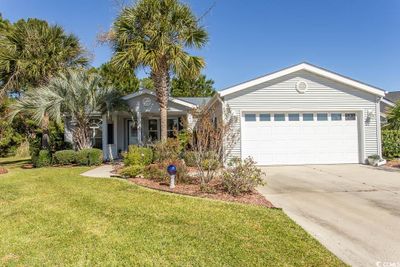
[386,159,400,169]
[0,167,8,174]
[128,177,274,208]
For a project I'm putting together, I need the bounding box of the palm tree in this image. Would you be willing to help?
[109,0,208,141]
[10,69,124,150]
[0,18,88,148]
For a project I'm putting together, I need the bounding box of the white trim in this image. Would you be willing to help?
[122,89,197,108]
[376,97,383,157]
[219,63,386,97]
[381,97,395,107]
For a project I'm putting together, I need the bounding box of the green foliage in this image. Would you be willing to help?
[10,69,124,150]
[171,75,215,97]
[76,148,103,166]
[222,157,265,196]
[53,150,76,165]
[153,138,181,162]
[201,151,220,170]
[183,151,197,167]
[123,145,153,166]
[89,62,139,95]
[32,150,52,168]
[0,17,88,95]
[143,164,167,182]
[120,165,144,178]
[382,130,400,158]
[386,101,400,130]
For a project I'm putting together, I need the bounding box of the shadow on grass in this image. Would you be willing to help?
[0,157,31,168]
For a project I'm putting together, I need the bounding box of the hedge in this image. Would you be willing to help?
[382,130,400,159]
[76,148,103,166]
[32,150,52,168]
[123,145,153,166]
[53,150,76,165]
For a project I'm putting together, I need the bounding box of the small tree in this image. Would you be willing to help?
[189,104,239,187]
[386,100,400,130]
[9,69,124,150]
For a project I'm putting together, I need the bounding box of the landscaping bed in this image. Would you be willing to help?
[0,167,8,174]
[386,159,400,169]
[128,177,273,208]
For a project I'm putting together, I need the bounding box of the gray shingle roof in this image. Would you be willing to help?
[176,97,211,106]
[385,91,400,103]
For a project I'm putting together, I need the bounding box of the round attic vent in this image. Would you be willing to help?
[296,81,308,93]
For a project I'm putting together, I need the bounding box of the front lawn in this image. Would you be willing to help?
[0,161,344,266]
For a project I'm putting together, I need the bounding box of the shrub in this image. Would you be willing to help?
[53,150,76,165]
[120,165,144,178]
[76,148,103,166]
[183,151,197,167]
[123,145,153,166]
[153,138,181,162]
[382,130,400,158]
[143,164,167,182]
[33,150,52,168]
[222,157,265,196]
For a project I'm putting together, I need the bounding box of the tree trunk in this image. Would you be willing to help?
[41,113,50,149]
[73,119,92,150]
[152,68,170,142]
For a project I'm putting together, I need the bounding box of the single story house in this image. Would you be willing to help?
[65,62,387,165]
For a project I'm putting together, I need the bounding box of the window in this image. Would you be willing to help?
[107,124,114,144]
[317,113,328,121]
[245,114,256,121]
[167,118,179,138]
[345,113,356,121]
[259,113,271,121]
[148,119,158,141]
[274,114,285,121]
[288,113,300,121]
[303,113,314,121]
[331,113,342,121]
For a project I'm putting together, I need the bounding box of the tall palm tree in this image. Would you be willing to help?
[10,69,124,150]
[109,0,208,141]
[0,18,89,148]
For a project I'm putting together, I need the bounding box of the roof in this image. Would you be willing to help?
[176,97,211,106]
[219,62,386,97]
[385,91,400,104]
[121,89,203,108]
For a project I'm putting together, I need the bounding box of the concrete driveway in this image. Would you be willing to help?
[257,164,400,267]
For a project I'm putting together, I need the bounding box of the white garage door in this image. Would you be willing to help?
[241,112,360,165]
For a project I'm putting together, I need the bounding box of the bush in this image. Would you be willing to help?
[153,138,181,162]
[382,130,400,158]
[222,157,265,196]
[183,151,197,167]
[123,145,153,166]
[53,150,76,165]
[76,148,103,166]
[143,164,167,182]
[201,151,220,170]
[33,150,52,168]
[120,165,144,178]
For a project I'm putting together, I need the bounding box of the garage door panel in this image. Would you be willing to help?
[242,112,359,165]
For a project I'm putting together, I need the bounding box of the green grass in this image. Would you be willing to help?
[0,158,344,266]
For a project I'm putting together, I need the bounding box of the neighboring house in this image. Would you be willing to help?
[65,62,387,165]
[380,91,399,124]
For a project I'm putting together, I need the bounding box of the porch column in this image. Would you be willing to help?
[102,114,108,160]
[112,113,118,159]
[135,102,142,146]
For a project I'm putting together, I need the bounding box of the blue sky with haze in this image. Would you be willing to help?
[1,0,399,91]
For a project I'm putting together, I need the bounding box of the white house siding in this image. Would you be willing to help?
[224,70,380,163]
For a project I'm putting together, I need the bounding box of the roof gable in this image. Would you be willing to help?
[122,89,197,108]
[219,63,386,97]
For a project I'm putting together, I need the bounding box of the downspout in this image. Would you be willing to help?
[376,96,383,158]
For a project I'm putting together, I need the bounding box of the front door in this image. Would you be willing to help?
[127,120,138,145]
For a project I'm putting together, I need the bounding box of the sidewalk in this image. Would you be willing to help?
[80,165,114,178]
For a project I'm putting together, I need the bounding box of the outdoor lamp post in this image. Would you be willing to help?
[167,164,177,189]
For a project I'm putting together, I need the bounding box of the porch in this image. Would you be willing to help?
[101,111,192,160]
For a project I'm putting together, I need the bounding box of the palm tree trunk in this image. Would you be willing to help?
[152,68,170,142]
[41,113,50,149]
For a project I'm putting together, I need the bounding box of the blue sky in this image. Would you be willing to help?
[1,0,399,91]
